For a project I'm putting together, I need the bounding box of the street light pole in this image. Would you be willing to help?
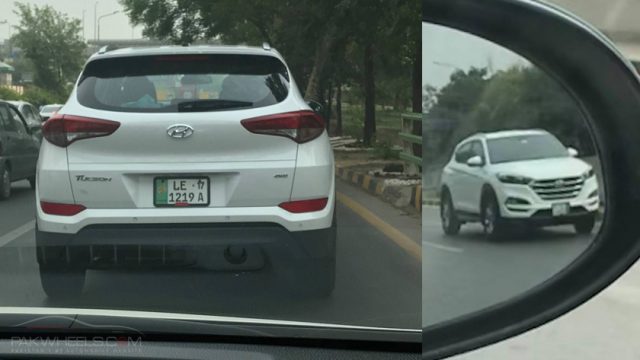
[97,10,120,41]
[94,2,98,41]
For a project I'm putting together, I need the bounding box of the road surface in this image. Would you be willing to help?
[423,205,594,327]
[0,179,421,329]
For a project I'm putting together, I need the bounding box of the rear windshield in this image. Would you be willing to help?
[41,105,62,113]
[77,54,290,113]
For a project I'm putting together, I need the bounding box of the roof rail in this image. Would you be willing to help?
[262,42,271,51]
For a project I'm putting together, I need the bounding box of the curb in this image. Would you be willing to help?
[335,166,422,212]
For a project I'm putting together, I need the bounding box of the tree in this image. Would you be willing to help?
[120,0,419,143]
[11,3,86,95]
[423,85,438,112]
[427,65,593,158]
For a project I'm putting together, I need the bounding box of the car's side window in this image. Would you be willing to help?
[8,108,28,136]
[454,142,472,163]
[471,141,485,161]
[0,105,16,132]
[25,106,38,123]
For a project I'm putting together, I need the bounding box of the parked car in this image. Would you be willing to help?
[7,100,43,141]
[39,104,64,121]
[439,129,600,238]
[36,45,336,299]
[0,100,41,199]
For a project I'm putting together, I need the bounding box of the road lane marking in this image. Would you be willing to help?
[422,241,463,253]
[336,192,420,261]
[0,220,35,248]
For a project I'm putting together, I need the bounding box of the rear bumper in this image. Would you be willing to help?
[36,222,336,269]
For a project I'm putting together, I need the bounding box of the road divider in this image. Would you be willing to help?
[336,166,422,212]
[336,191,420,261]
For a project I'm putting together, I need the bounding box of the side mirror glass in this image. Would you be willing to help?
[466,155,484,167]
[568,147,579,157]
[424,0,640,358]
[306,100,324,114]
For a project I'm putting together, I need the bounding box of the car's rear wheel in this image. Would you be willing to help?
[482,192,506,240]
[295,207,336,298]
[574,213,596,234]
[36,228,87,299]
[441,190,461,235]
[0,166,11,200]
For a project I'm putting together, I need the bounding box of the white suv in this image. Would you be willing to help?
[439,129,599,238]
[36,45,336,298]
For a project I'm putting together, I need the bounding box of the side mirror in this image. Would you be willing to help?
[466,155,484,167]
[568,147,579,157]
[425,0,640,358]
[306,100,324,114]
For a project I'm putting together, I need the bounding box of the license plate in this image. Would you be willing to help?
[551,203,570,216]
[154,177,209,207]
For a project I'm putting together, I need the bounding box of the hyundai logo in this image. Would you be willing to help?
[554,179,564,187]
[167,124,194,139]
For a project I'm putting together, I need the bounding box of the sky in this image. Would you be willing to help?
[0,0,144,42]
[422,23,529,90]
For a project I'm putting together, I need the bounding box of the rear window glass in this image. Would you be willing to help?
[77,54,290,113]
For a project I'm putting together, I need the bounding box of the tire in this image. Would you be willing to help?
[574,214,596,234]
[481,191,506,240]
[39,266,86,299]
[28,176,36,190]
[440,190,461,235]
[298,213,336,298]
[0,165,11,200]
[36,227,87,299]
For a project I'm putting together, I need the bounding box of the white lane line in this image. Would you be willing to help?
[422,241,463,253]
[0,220,35,248]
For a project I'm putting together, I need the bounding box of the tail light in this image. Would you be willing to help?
[43,115,120,147]
[241,110,325,143]
[279,198,328,213]
[40,202,86,216]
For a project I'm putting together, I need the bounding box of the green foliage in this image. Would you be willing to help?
[426,65,594,159]
[0,87,22,101]
[0,86,65,107]
[119,0,419,139]
[11,2,86,95]
[373,141,400,160]
[22,86,66,107]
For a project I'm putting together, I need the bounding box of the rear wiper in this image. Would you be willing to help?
[177,99,253,112]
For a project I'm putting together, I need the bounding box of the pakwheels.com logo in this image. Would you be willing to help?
[10,315,144,354]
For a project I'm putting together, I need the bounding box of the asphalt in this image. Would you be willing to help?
[0,179,421,329]
[422,205,595,327]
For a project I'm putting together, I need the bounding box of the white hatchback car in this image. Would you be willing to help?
[440,129,599,238]
[36,45,336,298]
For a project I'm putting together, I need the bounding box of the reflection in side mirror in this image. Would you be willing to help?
[568,147,579,157]
[423,22,604,329]
[466,155,484,167]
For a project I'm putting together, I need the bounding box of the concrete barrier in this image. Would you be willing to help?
[336,166,422,212]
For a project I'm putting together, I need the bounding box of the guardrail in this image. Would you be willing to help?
[399,113,422,174]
